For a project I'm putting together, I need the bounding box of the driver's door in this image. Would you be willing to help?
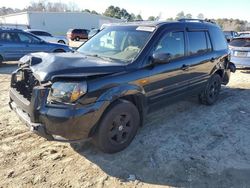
[16,32,49,54]
[146,30,192,105]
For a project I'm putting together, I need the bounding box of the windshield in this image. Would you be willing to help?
[230,38,250,47]
[77,26,154,63]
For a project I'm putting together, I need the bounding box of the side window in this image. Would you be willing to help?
[187,31,211,55]
[32,31,51,36]
[0,32,12,42]
[209,27,228,51]
[31,31,40,35]
[82,30,87,35]
[41,32,52,36]
[0,32,20,43]
[17,33,40,43]
[155,31,185,60]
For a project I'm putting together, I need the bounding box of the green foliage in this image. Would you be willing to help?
[175,11,193,20]
[103,6,132,20]
[197,13,204,19]
[215,18,247,31]
[147,16,156,21]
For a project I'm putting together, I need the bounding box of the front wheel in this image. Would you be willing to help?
[93,100,140,153]
[199,73,222,105]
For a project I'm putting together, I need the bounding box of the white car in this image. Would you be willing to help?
[25,29,68,45]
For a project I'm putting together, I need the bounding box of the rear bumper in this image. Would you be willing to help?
[9,87,108,142]
[231,56,250,68]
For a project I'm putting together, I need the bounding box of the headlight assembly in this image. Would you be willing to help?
[49,81,87,103]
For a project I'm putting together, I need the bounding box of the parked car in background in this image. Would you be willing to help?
[25,29,68,44]
[224,31,238,42]
[229,35,250,68]
[238,31,250,37]
[9,19,235,153]
[67,29,89,41]
[88,29,100,39]
[0,28,71,63]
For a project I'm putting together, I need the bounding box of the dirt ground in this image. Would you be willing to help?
[0,62,250,188]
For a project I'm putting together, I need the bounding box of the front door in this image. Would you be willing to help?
[16,32,49,55]
[145,30,192,105]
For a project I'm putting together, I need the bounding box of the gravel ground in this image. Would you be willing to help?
[0,62,250,188]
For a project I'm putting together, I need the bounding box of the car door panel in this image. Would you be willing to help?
[185,30,216,90]
[0,32,26,60]
[143,30,194,105]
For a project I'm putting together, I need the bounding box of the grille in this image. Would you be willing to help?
[14,68,39,101]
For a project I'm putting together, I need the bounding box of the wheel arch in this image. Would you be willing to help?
[88,84,147,137]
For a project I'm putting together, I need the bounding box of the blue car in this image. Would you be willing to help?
[0,28,71,63]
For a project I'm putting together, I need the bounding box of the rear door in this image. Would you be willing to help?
[184,29,215,91]
[0,31,26,60]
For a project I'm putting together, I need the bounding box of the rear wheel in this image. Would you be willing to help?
[75,37,80,41]
[93,100,140,153]
[199,73,222,105]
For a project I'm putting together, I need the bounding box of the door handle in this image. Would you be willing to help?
[181,64,190,71]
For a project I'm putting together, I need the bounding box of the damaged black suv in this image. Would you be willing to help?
[9,19,236,153]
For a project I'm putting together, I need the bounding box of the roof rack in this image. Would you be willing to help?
[178,18,216,24]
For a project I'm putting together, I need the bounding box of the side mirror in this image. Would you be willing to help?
[152,52,171,64]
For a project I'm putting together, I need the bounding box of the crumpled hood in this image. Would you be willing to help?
[19,52,126,82]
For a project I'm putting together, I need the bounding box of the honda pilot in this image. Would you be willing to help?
[9,19,236,153]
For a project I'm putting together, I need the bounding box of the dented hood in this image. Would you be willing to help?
[19,52,126,82]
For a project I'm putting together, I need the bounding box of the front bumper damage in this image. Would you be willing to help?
[9,70,108,142]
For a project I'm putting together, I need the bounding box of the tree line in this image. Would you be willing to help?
[0,1,248,31]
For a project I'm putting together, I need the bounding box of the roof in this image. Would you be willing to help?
[102,19,218,28]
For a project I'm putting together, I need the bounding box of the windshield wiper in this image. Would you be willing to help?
[86,54,115,62]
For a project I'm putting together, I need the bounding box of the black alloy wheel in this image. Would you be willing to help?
[93,100,140,153]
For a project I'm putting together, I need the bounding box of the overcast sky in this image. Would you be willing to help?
[1,0,249,21]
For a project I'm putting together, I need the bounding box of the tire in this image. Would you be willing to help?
[75,37,80,41]
[93,100,140,153]
[58,40,65,44]
[53,49,65,53]
[199,73,222,105]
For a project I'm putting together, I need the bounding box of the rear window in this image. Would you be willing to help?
[73,29,89,34]
[31,31,52,36]
[187,31,212,55]
[229,38,250,47]
[0,32,19,42]
[209,27,228,50]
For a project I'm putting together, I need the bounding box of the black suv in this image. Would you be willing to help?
[9,19,236,153]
